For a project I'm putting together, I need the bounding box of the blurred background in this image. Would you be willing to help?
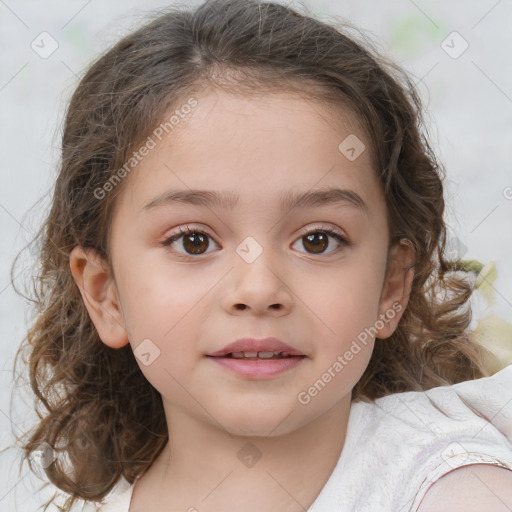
[1,0,511,510]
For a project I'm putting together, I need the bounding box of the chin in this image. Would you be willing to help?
[215,405,300,438]
[225,420,290,438]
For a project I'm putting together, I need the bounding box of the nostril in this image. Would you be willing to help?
[234,304,281,310]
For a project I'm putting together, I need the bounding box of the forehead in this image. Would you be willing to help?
[116,89,383,217]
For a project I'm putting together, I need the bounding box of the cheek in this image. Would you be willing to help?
[300,261,383,383]
[118,260,214,336]
[304,266,383,331]
[120,275,204,395]
[115,262,214,379]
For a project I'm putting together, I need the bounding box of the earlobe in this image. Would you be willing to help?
[375,238,415,339]
[69,246,129,349]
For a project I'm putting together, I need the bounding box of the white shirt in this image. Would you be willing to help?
[73,363,512,512]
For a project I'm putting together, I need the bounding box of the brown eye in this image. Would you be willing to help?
[162,226,219,256]
[182,232,209,254]
[292,227,349,255]
[302,232,329,254]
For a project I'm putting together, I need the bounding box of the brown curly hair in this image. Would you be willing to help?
[9,0,497,509]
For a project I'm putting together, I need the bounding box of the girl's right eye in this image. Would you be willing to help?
[161,225,220,257]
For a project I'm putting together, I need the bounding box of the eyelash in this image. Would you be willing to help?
[161,224,350,258]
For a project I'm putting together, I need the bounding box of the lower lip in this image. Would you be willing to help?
[207,355,305,378]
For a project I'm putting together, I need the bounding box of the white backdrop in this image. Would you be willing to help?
[1,0,511,510]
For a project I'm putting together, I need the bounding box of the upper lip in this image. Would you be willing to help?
[207,337,305,357]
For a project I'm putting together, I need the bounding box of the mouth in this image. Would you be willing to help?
[206,337,305,358]
[206,338,306,378]
[209,351,305,360]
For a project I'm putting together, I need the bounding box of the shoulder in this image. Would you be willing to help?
[367,364,512,446]
[417,465,512,512]
[360,366,512,511]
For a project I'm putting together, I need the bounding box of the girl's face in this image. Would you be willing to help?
[79,89,413,436]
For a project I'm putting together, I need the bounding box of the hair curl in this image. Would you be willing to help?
[10,0,497,509]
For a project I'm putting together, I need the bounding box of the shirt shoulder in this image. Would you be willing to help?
[307,364,512,512]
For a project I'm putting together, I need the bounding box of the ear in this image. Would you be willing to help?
[69,246,129,349]
[375,238,415,339]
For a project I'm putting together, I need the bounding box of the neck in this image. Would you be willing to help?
[131,394,351,512]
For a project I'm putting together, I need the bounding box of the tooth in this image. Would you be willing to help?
[229,350,292,359]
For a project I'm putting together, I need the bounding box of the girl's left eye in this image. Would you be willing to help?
[291,225,349,255]
[161,224,349,257]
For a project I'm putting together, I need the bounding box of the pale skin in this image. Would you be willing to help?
[416,464,512,511]
[69,89,512,511]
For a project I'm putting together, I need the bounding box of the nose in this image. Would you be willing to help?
[221,247,293,316]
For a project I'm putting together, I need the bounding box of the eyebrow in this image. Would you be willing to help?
[143,187,369,216]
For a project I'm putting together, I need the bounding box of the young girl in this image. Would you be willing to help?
[13,0,512,510]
